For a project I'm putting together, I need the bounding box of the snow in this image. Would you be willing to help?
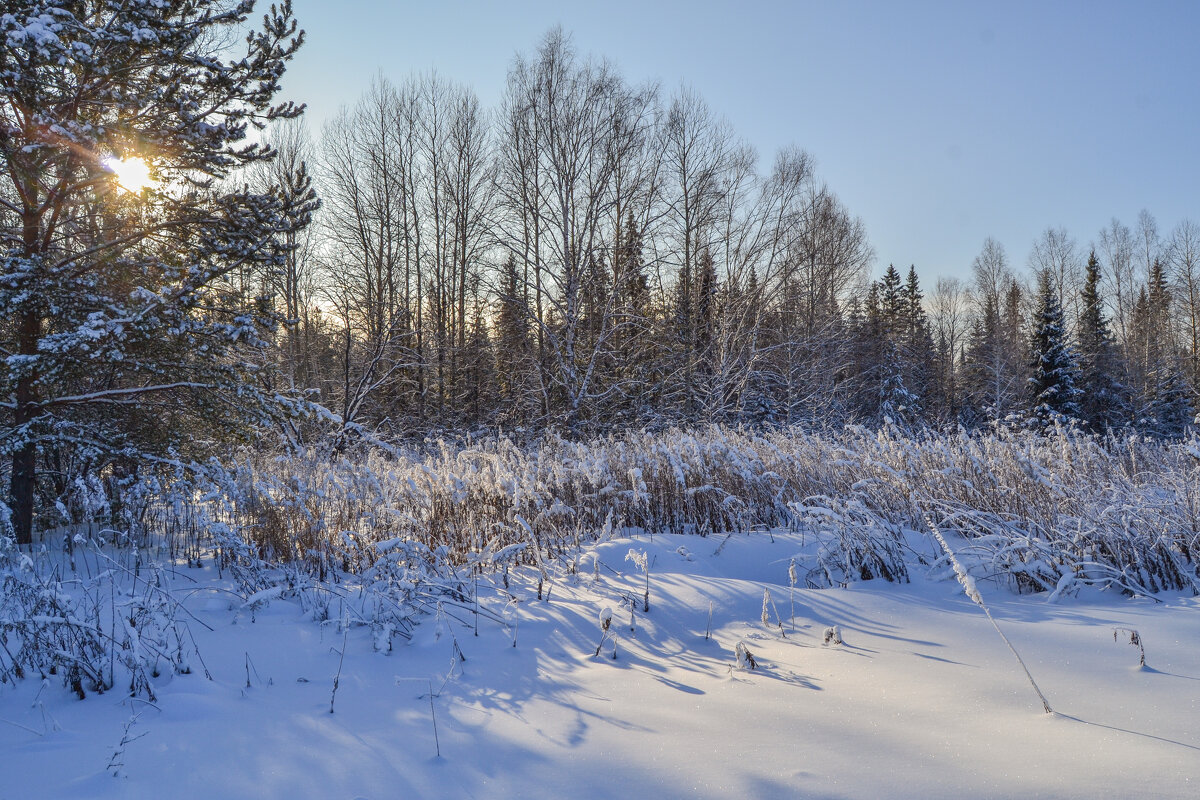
[3,13,63,49]
[1,531,1197,798]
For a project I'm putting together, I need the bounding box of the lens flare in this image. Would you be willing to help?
[104,156,153,193]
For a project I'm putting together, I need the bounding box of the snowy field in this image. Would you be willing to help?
[1,530,1196,800]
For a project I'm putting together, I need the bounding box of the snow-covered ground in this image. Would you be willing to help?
[1,530,1197,799]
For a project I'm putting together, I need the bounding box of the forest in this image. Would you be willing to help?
[1,5,1199,797]
[3,19,1198,547]
[265,30,1198,441]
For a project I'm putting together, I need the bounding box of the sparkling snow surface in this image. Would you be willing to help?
[1,531,1197,799]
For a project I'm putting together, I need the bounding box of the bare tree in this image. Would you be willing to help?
[1137,209,1162,279]
[494,29,657,428]
[415,74,496,420]
[248,119,324,393]
[1029,227,1082,326]
[317,78,414,434]
[1166,219,1200,392]
[1098,218,1135,347]
[760,170,872,424]
[930,277,970,419]
[971,236,1011,306]
[655,88,744,416]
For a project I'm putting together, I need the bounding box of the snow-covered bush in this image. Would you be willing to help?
[789,496,909,587]
[0,555,203,701]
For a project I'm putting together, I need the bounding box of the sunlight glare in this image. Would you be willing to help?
[104,156,153,193]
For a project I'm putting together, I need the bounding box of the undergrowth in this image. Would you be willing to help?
[3,423,1199,699]
[183,423,1200,597]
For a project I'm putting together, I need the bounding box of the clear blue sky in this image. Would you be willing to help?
[285,0,1200,283]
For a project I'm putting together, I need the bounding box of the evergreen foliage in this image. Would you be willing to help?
[1029,271,1082,425]
[1076,250,1129,430]
[3,17,1200,544]
[1127,263,1197,435]
[0,1,311,544]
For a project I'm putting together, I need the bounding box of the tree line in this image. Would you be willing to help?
[265,31,1197,438]
[2,11,1196,545]
[844,217,1197,437]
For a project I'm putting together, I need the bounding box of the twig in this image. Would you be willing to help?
[428,679,441,757]
[330,619,349,713]
[0,717,43,737]
[107,712,148,777]
[395,677,443,757]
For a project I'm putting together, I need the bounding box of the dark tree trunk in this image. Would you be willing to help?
[10,208,41,546]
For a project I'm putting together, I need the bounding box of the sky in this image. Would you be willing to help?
[284,0,1200,284]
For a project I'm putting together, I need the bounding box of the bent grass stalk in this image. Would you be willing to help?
[925,514,1053,714]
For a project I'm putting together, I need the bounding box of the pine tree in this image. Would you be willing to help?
[964,293,1001,419]
[1149,367,1195,438]
[965,277,1029,423]
[581,250,610,344]
[848,265,932,426]
[462,303,497,424]
[1029,270,1082,425]
[0,1,309,544]
[903,266,927,340]
[846,282,885,421]
[609,213,651,417]
[1128,287,1155,419]
[736,267,772,425]
[878,342,921,426]
[669,252,696,419]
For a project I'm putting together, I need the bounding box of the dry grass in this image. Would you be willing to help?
[111,423,1200,597]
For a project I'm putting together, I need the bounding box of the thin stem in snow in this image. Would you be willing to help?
[925,514,1053,714]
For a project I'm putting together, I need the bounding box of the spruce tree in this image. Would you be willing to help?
[851,264,932,426]
[965,277,1029,423]
[1149,367,1195,437]
[848,282,885,420]
[496,254,534,416]
[878,264,905,340]
[616,211,648,316]
[0,1,309,544]
[1076,250,1129,430]
[1133,261,1195,436]
[1128,287,1155,421]
[902,265,935,417]
[964,293,1000,419]
[696,248,718,374]
[1029,270,1082,425]
[878,342,921,426]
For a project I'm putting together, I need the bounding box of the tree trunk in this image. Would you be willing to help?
[10,204,41,545]
[10,307,39,546]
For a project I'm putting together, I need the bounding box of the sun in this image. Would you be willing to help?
[104,156,153,193]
